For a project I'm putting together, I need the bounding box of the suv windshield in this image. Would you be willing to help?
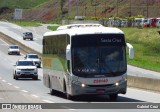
[26,32,32,35]
[10,46,18,49]
[17,61,35,66]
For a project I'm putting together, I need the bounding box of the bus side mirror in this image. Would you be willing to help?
[126,43,134,59]
[66,44,71,60]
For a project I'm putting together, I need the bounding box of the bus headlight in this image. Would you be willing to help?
[115,82,119,86]
[115,77,127,86]
[72,80,86,88]
[81,83,85,88]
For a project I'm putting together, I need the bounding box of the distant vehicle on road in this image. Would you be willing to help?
[121,19,128,27]
[8,45,20,55]
[23,32,33,40]
[13,59,38,80]
[24,53,41,68]
[150,17,157,27]
[156,19,160,28]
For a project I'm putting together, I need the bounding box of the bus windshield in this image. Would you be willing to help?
[72,34,126,77]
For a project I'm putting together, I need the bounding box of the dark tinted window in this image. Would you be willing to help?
[72,34,126,77]
[17,61,35,66]
[10,46,19,49]
[28,55,38,59]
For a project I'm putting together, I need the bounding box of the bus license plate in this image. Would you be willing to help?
[96,89,105,93]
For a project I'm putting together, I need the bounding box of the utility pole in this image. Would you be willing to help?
[68,0,70,17]
[117,0,118,17]
[105,0,106,17]
[76,0,79,16]
[130,0,132,17]
[95,3,97,18]
[94,0,98,18]
[84,4,87,16]
[147,0,149,18]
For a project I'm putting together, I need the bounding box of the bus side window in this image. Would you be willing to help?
[67,60,70,73]
[43,39,45,45]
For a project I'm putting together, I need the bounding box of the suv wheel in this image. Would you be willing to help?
[13,74,15,79]
[38,65,41,68]
[15,75,19,80]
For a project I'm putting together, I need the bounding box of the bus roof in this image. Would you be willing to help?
[56,24,103,30]
[43,26,124,37]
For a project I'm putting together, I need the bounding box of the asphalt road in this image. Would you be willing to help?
[0,21,160,112]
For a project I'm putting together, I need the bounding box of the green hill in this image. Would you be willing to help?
[0,0,160,21]
[0,0,50,9]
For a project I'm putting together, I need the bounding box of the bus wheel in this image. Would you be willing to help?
[50,88,55,95]
[66,93,72,100]
[109,94,118,101]
[49,80,55,95]
[64,82,73,100]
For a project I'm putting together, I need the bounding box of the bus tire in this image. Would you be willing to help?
[50,88,55,95]
[63,80,73,100]
[49,79,55,95]
[109,94,118,101]
[66,93,72,100]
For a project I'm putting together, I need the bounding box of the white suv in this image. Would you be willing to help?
[8,45,20,55]
[13,59,38,80]
[24,53,41,68]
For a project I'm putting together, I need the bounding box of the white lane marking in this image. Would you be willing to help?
[0,98,4,100]
[2,80,6,82]
[42,100,55,103]
[21,90,28,93]
[31,94,39,98]
[68,109,76,111]
[14,86,20,89]
[0,39,8,45]
[34,38,38,40]
[7,83,12,85]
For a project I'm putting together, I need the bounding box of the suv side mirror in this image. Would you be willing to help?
[66,44,71,60]
[126,43,134,59]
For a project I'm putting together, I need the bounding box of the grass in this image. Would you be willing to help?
[0,0,50,9]
[121,27,160,72]
[47,26,59,31]
[13,21,41,26]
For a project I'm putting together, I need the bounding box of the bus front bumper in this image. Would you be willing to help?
[70,81,127,96]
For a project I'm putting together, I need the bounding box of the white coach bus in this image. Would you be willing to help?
[42,24,134,100]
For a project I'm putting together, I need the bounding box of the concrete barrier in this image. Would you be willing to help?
[0,32,42,57]
[0,32,160,93]
[128,76,160,92]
